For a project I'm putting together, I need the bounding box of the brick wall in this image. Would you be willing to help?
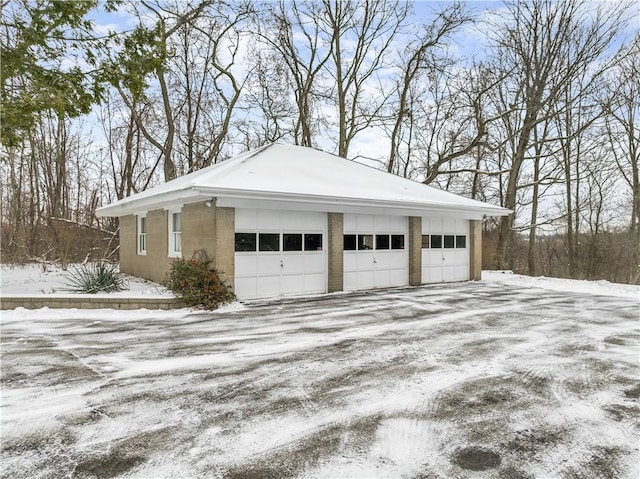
[119,210,171,283]
[181,201,235,289]
[470,219,482,280]
[182,202,216,261]
[408,216,422,286]
[327,212,344,292]
[214,206,235,288]
[119,202,235,288]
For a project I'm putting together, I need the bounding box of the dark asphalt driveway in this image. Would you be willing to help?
[1,282,639,478]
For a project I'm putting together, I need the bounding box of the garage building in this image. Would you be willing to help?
[96,144,510,299]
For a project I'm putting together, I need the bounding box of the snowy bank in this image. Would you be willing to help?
[482,270,640,300]
[0,263,173,298]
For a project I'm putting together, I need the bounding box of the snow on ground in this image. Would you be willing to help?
[482,270,640,300]
[0,263,173,298]
[1,278,638,478]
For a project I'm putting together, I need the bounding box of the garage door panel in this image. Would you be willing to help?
[455,266,468,281]
[356,214,373,231]
[389,250,406,262]
[282,212,305,229]
[344,214,408,291]
[374,215,390,232]
[235,209,257,230]
[373,252,390,269]
[388,216,406,232]
[344,215,357,232]
[357,252,374,270]
[303,212,326,230]
[443,265,456,281]
[389,268,407,286]
[456,219,468,234]
[234,277,257,298]
[443,218,456,233]
[428,251,443,265]
[235,208,327,299]
[303,254,325,273]
[427,219,443,233]
[257,255,281,275]
[282,254,304,275]
[257,275,281,297]
[374,269,390,288]
[454,250,468,264]
[422,216,469,284]
[281,275,305,294]
[442,250,456,264]
[235,255,257,277]
[357,271,375,290]
[429,268,442,283]
[344,271,357,290]
[256,210,282,230]
[344,253,358,271]
[304,273,325,293]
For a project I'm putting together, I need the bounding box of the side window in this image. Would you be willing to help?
[343,234,357,251]
[137,215,147,255]
[259,233,280,251]
[421,235,430,248]
[235,233,257,252]
[430,235,442,248]
[283,233,303,251]
[304,234,323,251]
[168,211,182,257]
[456,235,467,248]
[391,235,405,250]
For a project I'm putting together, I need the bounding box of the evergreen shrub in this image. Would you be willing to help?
[163,258,235,309]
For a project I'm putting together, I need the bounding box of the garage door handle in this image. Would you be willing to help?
[280,260,284,268]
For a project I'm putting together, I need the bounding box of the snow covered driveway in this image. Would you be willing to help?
[1,282,639,478]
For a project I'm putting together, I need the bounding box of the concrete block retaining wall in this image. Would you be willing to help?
[0,296,186,310]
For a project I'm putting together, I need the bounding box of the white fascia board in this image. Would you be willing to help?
[203,187,511,219]
[96,189,204,217]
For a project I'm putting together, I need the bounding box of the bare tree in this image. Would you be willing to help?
[105,0,213,181]
[387,2,470,175]
[603,36,640,281]
[488,0,630,270]
[254,0,333,147]
[321,0,409,158]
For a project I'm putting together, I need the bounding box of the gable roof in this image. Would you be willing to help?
[96,143,510,219]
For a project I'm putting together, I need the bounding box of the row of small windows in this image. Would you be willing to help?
[235,233,323,252]
[422,235,466,249]
[344,234,405,251]
[138,218,465,255]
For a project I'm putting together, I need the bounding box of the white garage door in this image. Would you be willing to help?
[234,209,327,299]
[344,214,408,291]
[422,217,469,283]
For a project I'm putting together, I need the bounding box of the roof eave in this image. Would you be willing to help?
[195,187,512,218]
[95,188,204,217]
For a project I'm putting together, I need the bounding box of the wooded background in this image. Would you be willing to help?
[1,0,638,284]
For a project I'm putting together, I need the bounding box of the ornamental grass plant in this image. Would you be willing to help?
[63,263,128,294]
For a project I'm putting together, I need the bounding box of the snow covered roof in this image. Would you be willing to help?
[96,143,510,219]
